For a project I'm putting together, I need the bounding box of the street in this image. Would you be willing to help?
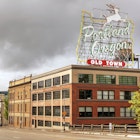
[0,127,140,140]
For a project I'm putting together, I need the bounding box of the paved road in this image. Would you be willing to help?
[0,127,140,140]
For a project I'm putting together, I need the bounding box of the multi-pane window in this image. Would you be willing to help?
[120,91,133,100]
[53,91,60,99]
[32,94,37,101]
[45,106,51,116]
[38,93,44,100]
[38,120,43,126]
[45,79,51,87]
[78,74,93,83]
[53,106,60,116]
[45,92,51,100]
[53,121,60,126]
[32,83,37,89]
[38,106,44,115]
[79,107,92,117]
[79,90,92,99]
[96,75,116,84]
[32,107,36,115]
[120,107,135,117]
[98,107,115,117]
[62,89,70,98]
[45,121,51,127]
[97,91,114,100]
[38,81,44,88]
[62,106,70,117]
[119,76,137,85]
[62,74,69,84]
[53,77,60,86]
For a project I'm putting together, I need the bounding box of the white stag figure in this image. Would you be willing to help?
[103,4,126,27]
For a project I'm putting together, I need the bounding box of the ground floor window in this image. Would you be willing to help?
[79,106,92,117]
[120,107,135,117]
[98,107,115,117]
[38,120,43,126]
[45,121,51,127]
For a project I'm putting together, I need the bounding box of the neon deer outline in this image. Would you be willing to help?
[103,4,126,27]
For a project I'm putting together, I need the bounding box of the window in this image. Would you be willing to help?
[120,91,133,100]
[53,121,60,126]
[38,81,44,88]
[79,90,92,99]
[32,94,37,101]
[38,120,43,126]
[79,107,92,117]
[45,92,51,100]
[98,107,115,117]
[53,106,60,116]
[78,74,93,83]
[38,106,44,115]
[32,107,36,115]
[32,83,37,89]
[119,76,137,85]
[45,106,51,116]
[53,91,60,99]
[45,121,51,127]
[62,89,70,98]
[53,77,60,86]
[96,75,116,84]
[97,91,114,100]
[45,79,51,87]
[62,106,70,117]
[62,74,69,84]
[38,93,44,100]
[120,107,135,117]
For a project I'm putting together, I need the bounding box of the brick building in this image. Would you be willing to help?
[8,75,32,128]
[31,65,140,129]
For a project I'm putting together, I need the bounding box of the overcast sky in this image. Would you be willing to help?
[0,0,140,91]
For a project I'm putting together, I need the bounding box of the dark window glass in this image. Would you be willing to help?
[45,106,51,116]
[53,121,60,126]
[120,91,133,100]
[53,77,60,86]
[45,121,51,127]
[32,83,37,89]
[38,81,44,88]
[79,74,93,83]
[98,107,115,117]
[53,91,60,99]
[38,106,44,115]
[53,106,60,116]
[62,89,70,98]
[96,75,116,84]
[32,94,37,101]
[119,76,137,85]
[32,107,36,115]
[79,107,92,117]
[45,92,51,100]
[38,120,43,126]
[38,93,44,100]
[62,74,69,84]
[79,90,92,99]
[45,79,51,87]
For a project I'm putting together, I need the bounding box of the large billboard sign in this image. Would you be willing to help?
[76,4,134,67]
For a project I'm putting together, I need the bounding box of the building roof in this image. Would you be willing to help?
[0,91,8,95]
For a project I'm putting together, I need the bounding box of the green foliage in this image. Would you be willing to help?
[129,91,140,126]
[4,96,8,120]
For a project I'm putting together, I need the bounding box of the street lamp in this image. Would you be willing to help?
[135,54,140,69]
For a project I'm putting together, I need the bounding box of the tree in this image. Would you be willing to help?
[129,91,140,126]
[4,96,8,120]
